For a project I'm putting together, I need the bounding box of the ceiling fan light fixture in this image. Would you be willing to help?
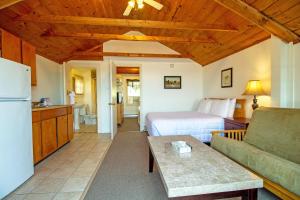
[137,3,144,9]
[128,0,135,8]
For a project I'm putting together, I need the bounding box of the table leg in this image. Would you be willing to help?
[149,147,154,173]
[242,189,257,200]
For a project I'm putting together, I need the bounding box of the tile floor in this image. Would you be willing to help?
[4,132,111,200]
[76,124,97,133]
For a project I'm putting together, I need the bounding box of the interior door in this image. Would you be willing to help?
[109,61,118,139]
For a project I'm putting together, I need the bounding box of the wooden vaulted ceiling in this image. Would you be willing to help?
[0,0,299,66]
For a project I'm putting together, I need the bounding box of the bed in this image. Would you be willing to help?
[146,99,246,143]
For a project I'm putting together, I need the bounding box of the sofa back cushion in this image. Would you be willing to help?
[244,107,300,164]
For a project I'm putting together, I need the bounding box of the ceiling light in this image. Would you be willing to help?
[128,0,135,8]
[138,3,144,9]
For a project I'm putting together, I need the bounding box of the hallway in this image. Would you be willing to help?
[118,117,140,132]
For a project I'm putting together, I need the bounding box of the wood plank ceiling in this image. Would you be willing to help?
[0,0,299,65]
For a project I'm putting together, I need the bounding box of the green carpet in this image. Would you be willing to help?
[118,118,140,132]
[84,131,168,200]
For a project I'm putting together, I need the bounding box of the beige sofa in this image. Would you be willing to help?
[211,107,300,200]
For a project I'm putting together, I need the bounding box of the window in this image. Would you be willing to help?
[127,79,140,105]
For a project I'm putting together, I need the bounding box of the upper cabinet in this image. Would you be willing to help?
[0,29,37,86]
[1,29,21,63]
[22,40,37,86]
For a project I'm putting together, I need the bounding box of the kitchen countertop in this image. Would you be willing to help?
[32,105,72,112]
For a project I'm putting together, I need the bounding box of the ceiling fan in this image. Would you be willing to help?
[123,0,163,16]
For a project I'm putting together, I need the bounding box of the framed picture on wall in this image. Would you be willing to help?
[221,68,232,88]
[164,76,181,89]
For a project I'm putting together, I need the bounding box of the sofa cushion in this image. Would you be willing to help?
[211,135,300,196]
[244,107,300,164]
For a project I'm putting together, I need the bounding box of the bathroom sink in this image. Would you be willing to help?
[74,104,85,108]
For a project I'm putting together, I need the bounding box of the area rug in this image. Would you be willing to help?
[84,131,168,200]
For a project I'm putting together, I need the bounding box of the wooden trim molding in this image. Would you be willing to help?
[69,51,190,61]
[18,15,239,32]
[117,67,140,74]
[213,0,299,43]
[0,0,23,9]
[43,32,216,43]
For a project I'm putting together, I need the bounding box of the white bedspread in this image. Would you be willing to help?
[146,112,224,142]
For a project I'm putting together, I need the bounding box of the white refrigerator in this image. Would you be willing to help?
[0,58,34,199]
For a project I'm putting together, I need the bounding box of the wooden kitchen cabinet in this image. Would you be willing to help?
[68,114,74,140]
[32,106,74,164]
[22,40,37,86]
[32,122,42,164]
[117,103,124,125]
[41,118,57,157]
[57,115,69,147]
[1,29,37,86]
[1,29,21,62]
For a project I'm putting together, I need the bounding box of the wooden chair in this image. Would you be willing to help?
[211,130,300,200]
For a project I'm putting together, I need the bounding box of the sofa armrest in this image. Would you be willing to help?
[211,130,247,141]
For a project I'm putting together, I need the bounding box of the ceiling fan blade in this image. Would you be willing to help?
[144,0,163,10]
[123,5,133,16]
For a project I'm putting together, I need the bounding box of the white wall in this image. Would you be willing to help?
[141,60,203,130]
[110,57,203,130]
[68,32,203,133]
[98,61,111,133]
[293,43,300,107]
[104,31,179,55]
[31,55,63,104]
[203,39,272,118]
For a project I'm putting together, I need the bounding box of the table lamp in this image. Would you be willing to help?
[242,80,266,110]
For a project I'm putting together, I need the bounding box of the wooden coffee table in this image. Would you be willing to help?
[148,135,263,200]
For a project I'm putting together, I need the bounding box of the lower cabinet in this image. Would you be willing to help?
[32,122,42,163]
[68,114,74,140]
[42,118,57,157]
[32,106,74,165]
[57,115,69,148]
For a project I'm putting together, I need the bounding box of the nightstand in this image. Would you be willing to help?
[224,118,250,130]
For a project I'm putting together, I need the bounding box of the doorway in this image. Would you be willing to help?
[67,67,98,133]
[116,66,140,132]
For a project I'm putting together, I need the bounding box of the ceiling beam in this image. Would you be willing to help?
[213,0,299,43]
[117,67,140,74]
[0,0,23,9]
[18,14,238,32]
[44,32,216,43]
[84,44,103,52]
[70,51,190,60]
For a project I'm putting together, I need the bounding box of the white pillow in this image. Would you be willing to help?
[227,98,236,118]
[197,99,212,114]
[209,99,230,118]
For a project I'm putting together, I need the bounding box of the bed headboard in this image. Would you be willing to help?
[206,98,246,118]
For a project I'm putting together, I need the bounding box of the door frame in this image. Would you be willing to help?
[109,60,118,139]
[62,60,101,133]
[110,60,143,131]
